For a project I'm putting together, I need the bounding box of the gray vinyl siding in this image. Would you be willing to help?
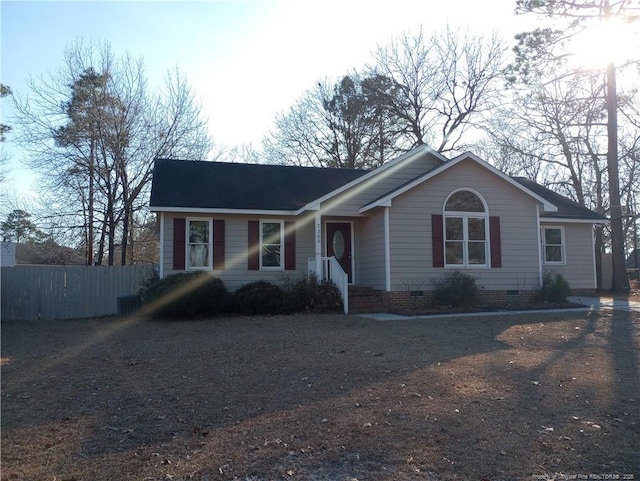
[356,213,386,290]
[159,156,597,294]
[386,159,542,291]
[541,222,596,289]
[321,152,443,217]
[162,213,315,290]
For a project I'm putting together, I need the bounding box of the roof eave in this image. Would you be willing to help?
[150,206,299,216]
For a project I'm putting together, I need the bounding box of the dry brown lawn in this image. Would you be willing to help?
[1,308,639,481]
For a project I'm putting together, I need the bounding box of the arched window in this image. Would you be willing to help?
[443,190,488,267]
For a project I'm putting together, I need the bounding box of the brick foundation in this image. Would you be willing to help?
[348,287,597,314]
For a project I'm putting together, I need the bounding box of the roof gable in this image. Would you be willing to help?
[360,152,558,213]
[297,144,445,213]
[150,160,367,212]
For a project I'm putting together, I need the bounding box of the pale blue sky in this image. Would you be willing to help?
[1,0,525,198]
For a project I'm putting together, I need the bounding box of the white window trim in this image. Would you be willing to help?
[260,219,284,271]
[443,189,489,269]
[541,225,566,265]
[186,217,213,271]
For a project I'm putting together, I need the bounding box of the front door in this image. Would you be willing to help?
[326,222,353,283]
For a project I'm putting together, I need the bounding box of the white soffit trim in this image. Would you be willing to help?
[360,152,558,214]
[296,145,440,214]
[150,206,298,216]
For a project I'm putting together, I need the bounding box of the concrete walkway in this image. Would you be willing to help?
[567,295,640,313]
[358,296,640,321]
[359,306,591,321]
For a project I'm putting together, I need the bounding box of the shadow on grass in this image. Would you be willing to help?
[1,310,639,480]
[611,309,640,411]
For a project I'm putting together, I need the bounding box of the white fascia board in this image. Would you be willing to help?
[360,152,558,214]
[296,145,437,215]
[540,217,608,224]
[150,206,298,216]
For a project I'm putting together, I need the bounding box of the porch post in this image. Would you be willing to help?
[384,206,391,291]
[315,212,322,277]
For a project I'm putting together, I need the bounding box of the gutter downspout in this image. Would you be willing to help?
[159,212,165,279]
[315,212,322,278]
[384,207,391,291]
[591,227,598,289]
[536,205,543,287]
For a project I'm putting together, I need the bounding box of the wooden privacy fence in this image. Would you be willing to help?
[1,265,156,321]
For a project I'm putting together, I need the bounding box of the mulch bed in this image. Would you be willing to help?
[2,308,639,481]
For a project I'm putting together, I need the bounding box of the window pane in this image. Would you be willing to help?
[262,222,281,245]
[545,246,562,262]
[189,221,209,243]
[468,218,486,240]
[189,244,209,267]
[446,241,464,264]
[445,191,485,212]
[545,228,562,245]
[187,220,211,269]
[332,230,345,258]
[468,242,486,264]
[262,245,281,267]
[445,218,463,240]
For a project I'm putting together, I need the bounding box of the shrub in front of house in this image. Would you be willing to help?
[142,273,345,318]
[432,270,480,308]
[288,274,343,313]
[142,272,228,319]
[231,280,290,315]
[538,271,571,303]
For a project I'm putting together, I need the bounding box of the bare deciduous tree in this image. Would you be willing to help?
[368,27,506,154]
[513,0,639,291]
[265,27,506,169]
[264,74,401,169]
[12,39,212,265]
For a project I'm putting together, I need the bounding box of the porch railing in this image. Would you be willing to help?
[308,256,349,315]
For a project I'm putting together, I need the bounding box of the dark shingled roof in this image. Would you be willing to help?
[513,177,606,220]
[150,159,368,211]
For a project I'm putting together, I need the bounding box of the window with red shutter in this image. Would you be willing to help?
[489,216,502,268]
[441,190,495,268]
[173,218,186,270]
[284,221,296,271]
[247,220,260,270]
[432,214,444,268]
[213,219,225,270]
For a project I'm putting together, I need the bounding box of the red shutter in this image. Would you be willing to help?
[247,220,260,270]
[213,219,225,270]
[173,218,186,270]
[432,214,444,268]
[284,221,296,271]
[490,216,502,268]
